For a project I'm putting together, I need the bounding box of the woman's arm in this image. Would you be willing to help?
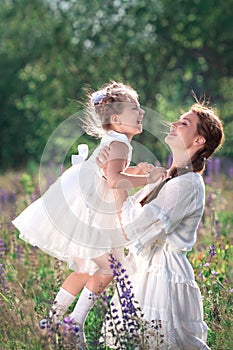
[121,175,202,252]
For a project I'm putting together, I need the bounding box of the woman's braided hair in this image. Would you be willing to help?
[141,100,225,206]
[82,81,138,138]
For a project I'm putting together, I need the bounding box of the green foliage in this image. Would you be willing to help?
[0,0,232,170]
[189,239,233,349]
[20,173,34,195]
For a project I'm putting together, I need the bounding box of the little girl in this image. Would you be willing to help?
[12,81,165,343]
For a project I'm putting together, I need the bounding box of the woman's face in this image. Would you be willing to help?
[165,111,204,152]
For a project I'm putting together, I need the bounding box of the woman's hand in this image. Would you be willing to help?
[96,146,111,176]
[147,167,167,183]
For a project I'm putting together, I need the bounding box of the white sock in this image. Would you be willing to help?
[69,286,99,325]
[50,287,76,323]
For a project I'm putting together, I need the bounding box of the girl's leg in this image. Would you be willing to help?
[69,272,113,326]
[85,272,113,294]
[62,271,90,295]
[41,272,89,326]
[69,254,114,326]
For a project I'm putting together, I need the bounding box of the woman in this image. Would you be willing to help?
[99,100,224,349]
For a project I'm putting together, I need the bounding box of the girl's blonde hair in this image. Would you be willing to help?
[82,81,138,138]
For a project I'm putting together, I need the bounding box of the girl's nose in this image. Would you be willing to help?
[140,107,145,116]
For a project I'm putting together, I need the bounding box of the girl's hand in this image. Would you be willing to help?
[135,162,155,175]
[148,167,167,183]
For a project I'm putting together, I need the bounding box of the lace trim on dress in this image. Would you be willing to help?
[102,318,209,349]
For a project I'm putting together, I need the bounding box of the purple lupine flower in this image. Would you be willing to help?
[107,253,142,324]
[214,157,221,175]
[101,253,167,348]
[0,239,7,292]
[206,159,214,177]
[62,316,83,335]
[228,166,233,178]
[0,239,6,257]
[1,188,10,203]
[209,245,216,258]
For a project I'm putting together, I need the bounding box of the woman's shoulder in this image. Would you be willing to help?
[166,172,205,192]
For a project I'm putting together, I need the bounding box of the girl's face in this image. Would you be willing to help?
[165,111,205,152]
[112,100,145,139]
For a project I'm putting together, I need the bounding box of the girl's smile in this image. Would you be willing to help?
[112,101,145,139]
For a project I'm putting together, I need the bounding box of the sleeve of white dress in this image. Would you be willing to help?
[121,174,201,253]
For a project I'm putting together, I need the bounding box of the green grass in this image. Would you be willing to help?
[0,172,232,349]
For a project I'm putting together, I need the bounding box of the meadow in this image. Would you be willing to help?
[0,158,232,350]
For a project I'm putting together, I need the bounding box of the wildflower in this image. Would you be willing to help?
[0,239,7,292]
[60,316,85,342]
[102,253,143,347]
[209,244,216,258]
[206,159,214,177]
[228,166,233,178]
[0,239,6,256]
[211,270,219,275]
[213,157,221,175]
[214,219,221,237]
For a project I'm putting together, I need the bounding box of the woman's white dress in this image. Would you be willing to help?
[105,172,210,350]
[12,131,130,274]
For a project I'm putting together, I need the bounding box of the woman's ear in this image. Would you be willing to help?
[195,136,206,146]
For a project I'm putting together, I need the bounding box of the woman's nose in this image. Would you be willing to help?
[171,121,178,127]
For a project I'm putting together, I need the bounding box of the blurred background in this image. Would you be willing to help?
[0,2,233,349]
[0,0,232,171]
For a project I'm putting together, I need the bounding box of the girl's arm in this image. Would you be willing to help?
[106,141,165,189]
[125,162,155,175]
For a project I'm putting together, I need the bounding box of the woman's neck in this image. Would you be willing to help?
[171,149,195,168]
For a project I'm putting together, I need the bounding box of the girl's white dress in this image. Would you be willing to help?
[12,131,130,274]
[105,173,210,350]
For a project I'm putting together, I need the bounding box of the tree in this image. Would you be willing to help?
[0,0,232,170]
